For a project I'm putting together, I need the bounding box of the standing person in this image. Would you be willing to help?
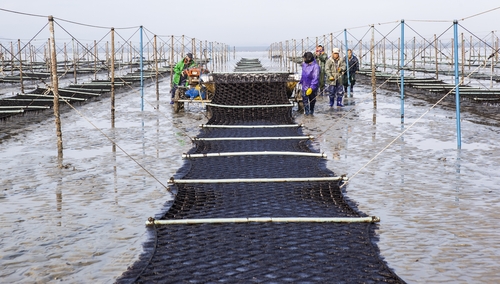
[343,49,360,94]
[299,51,320,116]
[325,48,346,107]
[170,53,197,104]
[314,45,328,94]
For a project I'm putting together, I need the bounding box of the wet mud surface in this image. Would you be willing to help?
[1,53,500,283]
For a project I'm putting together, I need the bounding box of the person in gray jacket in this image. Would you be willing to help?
[325,48,346,107]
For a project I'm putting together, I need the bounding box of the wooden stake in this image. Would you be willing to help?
[434,34,438,80]
[370,25,376,105]
[110,28,115,127]
[48,16,63,160]
[154,35,159,101]
[18,39,24,94]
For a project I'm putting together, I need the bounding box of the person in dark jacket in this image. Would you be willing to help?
[315,45,328,93]
[299,52,320,115]
[343,49,359,93]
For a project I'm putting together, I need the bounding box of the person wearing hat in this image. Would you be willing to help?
[170,53,197,104]
[299,51,320,116]
[325,48,346,107]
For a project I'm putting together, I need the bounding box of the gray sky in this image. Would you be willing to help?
[1,0,499,47]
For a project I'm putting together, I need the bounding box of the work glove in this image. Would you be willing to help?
[306,88,313,96]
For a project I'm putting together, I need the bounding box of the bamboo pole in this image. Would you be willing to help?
[285,40,290,72]
[293,39,297,73]
[120,41,123,62]
[129,41,133,73]
[170,176,347,184]
[370,25,376,105]
[94,40,97,80]
[170,35,174,89]
[451,38,454,66]
[279,42,283,69]
[199,124,302,129]
[10,42,13,75]
[301,39,304,58]
[491,31,495,87]
[46,40,50,73]
[391,38,394,69]
[181,35,185,58]
[359,40,362,67]
[192,135,314,141]
[72,39,77,83]
[213,42,216,72]
[495,34,498,76]
[63,43,67,70]
[85,43,89,62]
[383,37,386,72]
[397,37,400,72]
[422,39,426,65]
[484,35,487,62]
[434,34,438,80]
[330,33,333,55]
[18,39,24,94]
[182,151,327,159]
[412,37,416,77]
[147,216,380,226]
[0,44,4,72]
[29,44,33,70]
[468,35,472,70]
[199,40,203,63]
[110,28,115,127]
[192,37,195,61]
[147,40,150,63]
[154,35,159,101]
[204,40,208,71]
[461,33,465,84]
[206,103,293,108]
[48,16,63,160]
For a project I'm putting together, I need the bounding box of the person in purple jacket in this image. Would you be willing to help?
[299,51,320,116]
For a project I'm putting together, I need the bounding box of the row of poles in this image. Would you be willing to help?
[32,16,232,164]
[268,21,500,149]
[1,36,232,84]
[269,30,500,87]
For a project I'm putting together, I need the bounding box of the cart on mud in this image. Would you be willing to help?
[173,70,300,113]
[172,68,215,113]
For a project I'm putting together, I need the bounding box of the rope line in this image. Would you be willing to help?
[49,89,171,191]
[0,7,46,18]
[340,54,489,190]
[459,6,500,21]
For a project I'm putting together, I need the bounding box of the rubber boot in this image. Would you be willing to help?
[337,95,344,107]
[329,95,335,107]
[303,96,311,115]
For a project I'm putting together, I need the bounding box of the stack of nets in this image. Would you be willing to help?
[233,58,267,72]
[117,72,405,283]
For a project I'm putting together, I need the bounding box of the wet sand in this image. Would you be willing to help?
[1,53,500,283]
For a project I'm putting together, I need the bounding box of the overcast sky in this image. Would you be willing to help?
[1,0,499,47]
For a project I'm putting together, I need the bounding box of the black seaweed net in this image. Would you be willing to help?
[116,72,405,284]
